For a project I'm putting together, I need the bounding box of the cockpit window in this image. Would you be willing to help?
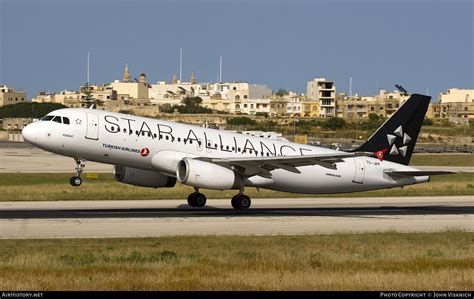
[41,115,54,121]
[52,116,62,123]
[63,117,70,125]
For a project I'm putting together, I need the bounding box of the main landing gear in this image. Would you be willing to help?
[186,188,252,210]
[70,158,86,187]
[231,193,251,210]
[187,188,207,207]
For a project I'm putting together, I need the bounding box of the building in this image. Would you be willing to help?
[306,78,336,117]
[110,65,149,100]
[335,91,401,120]
[433,88,474,124]
[439,88,474,103]
[238,98,271,115]
[32,90,82,107]
[2,117,33,131]
[269,97,288,116]
[301,100,321,117]
[0,85,27,107]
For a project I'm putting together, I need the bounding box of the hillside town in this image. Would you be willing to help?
[1,65,473,138]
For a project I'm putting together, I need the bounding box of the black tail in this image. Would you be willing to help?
[354,93,431,165]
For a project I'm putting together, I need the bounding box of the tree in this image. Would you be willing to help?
[80,82,94,108]
[255,112,269,118]
[0,102,67,118]
[323,117,347,130]
[227,116,257,126]
[275,89,289,97]
[423,118,434,126]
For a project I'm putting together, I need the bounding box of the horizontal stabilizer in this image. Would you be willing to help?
[385,170,456,177]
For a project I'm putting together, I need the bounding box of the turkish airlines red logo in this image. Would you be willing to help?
[375,148,388,161]
[140,148,150,157]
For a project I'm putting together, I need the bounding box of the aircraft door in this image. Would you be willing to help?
[85,113,99,140]
[352,158,365,184]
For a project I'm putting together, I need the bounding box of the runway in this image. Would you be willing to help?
[1,196,473,238]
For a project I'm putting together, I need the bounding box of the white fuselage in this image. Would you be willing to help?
[22,108,428,193]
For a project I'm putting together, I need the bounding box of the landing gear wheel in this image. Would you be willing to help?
[70,158,86,187]
[231,195,239,209]
[231,194,251,210]
[187,192,207,208]
[70,176,82,187]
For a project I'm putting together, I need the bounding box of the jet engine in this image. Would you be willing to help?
[113,165,176,188]
[176,158,242,190]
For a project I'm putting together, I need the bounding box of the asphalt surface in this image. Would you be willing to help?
[1,197,473,238]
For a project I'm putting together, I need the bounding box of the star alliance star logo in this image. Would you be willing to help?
[386,125,411,157]
[375,125,412,161]
[75,119,82,125]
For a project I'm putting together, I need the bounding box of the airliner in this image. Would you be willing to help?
[22,93,451,209]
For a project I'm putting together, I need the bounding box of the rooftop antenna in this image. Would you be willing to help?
[395,84,408,96]
[87,51,90,83]
[349,76,352,97]
[219,55,222,82]
[179,47,183,82]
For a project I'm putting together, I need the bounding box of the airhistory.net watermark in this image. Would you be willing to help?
[380,292,472,298]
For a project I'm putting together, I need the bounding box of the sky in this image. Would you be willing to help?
[0,0,473,100]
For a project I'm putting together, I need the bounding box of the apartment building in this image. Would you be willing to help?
[306,78,336,117]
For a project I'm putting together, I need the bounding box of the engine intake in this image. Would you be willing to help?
[114,166,176,188]
[176,158,242,190]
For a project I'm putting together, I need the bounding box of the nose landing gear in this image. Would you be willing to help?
[70,158,86,187]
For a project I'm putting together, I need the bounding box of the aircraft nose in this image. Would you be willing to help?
[22,122,39,144]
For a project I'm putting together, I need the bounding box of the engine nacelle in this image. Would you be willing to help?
[176,158,242,190]
[114,165,176,188]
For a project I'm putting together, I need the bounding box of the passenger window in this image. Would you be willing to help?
[165,135,169,140]
[142,132,145,136]
[123,128,126,133]
[153,133,157,138]
[177,137,181,142]
[136,130,139,135]
[63,117,70,124]
[172,137,175,142]
[148,132,151,137]
[238,147,241,152]
[52,116,62,123]
[189,140,193,144]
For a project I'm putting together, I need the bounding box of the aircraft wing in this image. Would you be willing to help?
[197,152,374,177]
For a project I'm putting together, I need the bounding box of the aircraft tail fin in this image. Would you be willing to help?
[354,93,431,165]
